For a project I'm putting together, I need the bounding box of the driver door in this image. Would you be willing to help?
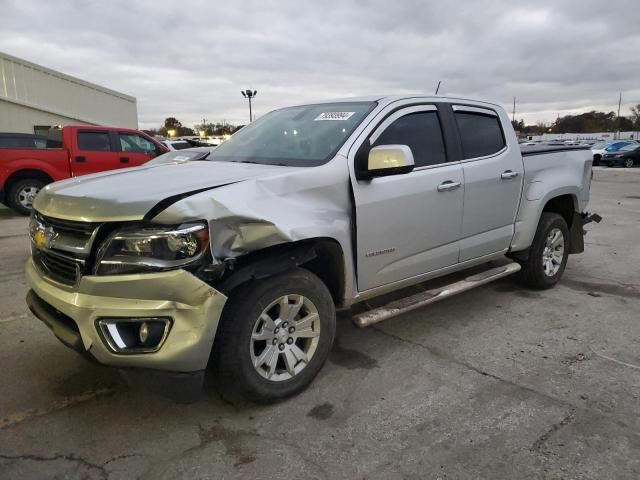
[350,105,464,292]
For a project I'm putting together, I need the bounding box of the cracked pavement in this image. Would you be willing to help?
[1,167,639,479]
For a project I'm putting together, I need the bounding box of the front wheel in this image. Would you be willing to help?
[7,178,46,215]
[517,213,570,289]
[212,268,336,402]
[624,158,634,168]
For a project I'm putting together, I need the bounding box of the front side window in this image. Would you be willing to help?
[119,133,156,154]
[455,112,505,159]
[372,111,446,167]
[77,131,111,151]
[211,102,376,167]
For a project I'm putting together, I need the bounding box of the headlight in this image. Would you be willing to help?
[95,222,209,275]
[616,153,625,157]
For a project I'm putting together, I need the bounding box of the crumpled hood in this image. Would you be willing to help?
[34,161,300,222]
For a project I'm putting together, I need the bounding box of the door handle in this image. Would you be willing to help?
[75,156,86,163]
[437,181,462,192]
[501,170,519,180]
[120,157,129,163]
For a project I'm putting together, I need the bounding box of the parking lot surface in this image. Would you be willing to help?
[0,167,639,479]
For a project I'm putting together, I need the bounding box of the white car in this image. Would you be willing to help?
[592,140,638,165]
[162,140,192,151]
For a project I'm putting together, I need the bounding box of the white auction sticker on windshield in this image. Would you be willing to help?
[314,112,355,121]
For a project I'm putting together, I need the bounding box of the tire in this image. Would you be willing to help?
[212,267,336,402]
[592,154,601,166]
[624,158,634,168]
[517,213,570,290]
[7,178,46,215]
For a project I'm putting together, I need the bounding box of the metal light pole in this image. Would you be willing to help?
[616,92,622,140]
[241,89,257,123]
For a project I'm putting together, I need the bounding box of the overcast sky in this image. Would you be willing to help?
[2,0,639,129]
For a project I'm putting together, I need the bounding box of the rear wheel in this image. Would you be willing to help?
[7,178,46,215]
[624,158,634,168]
[212,268,336,402]
[518,213,570,289]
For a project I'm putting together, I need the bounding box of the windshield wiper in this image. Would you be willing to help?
[233,160,288,166]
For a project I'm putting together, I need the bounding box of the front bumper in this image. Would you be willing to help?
[599,157,624,167]
[25,259,227,373]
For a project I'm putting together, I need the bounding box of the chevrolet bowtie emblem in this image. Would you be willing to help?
[33,225,57,250]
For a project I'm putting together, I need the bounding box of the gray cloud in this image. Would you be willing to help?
[1,0,638,128]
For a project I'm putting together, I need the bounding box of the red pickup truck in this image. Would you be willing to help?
[0,126,168,215]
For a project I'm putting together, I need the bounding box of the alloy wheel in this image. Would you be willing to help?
[542,227,564,277]
[250,294,321,381]
[17,185,41,208]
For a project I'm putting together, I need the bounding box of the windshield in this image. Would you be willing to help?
[605,142,632,151]
[210,101,376,166]
[146,149,213,165]
[619,144,639,152]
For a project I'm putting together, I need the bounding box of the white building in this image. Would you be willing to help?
[0,51,137,136]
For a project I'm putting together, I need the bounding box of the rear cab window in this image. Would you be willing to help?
[454,109,505,159]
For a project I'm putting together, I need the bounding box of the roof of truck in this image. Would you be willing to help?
[307,95,503,109]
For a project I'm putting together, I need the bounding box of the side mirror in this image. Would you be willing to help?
[154,145,167,157]
[360,144,415,179]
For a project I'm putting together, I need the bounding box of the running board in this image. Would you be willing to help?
[353,262,522,328]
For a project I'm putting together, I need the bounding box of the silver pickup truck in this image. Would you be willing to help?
[26,95,597,401]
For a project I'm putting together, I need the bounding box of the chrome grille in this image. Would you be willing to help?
[30,212,102,285]
[33,249,82,285]
[37,213,100,235]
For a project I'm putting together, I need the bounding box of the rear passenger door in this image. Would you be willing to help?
[351,105,465,291]
[115,132,160,166]
[453,106,523,262]
[71,129,121,177]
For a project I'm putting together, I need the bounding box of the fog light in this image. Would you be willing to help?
[97,318,171,353]
[139,322,149,344]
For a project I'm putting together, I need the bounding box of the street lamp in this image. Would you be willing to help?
[241,89,257,122]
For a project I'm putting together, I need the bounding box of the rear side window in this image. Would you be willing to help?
[77,131,112,151]
[372,111,446,167]
[455,112,505,159]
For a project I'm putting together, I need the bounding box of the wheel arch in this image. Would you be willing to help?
[214,238,346,306]
[541,193,578,229]
[510,192,582,260]
[4,168,54,195]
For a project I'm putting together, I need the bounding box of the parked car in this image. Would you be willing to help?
[0,126,168,214]
[26,95,597,402]
[599,143,640,168]
[0,133,48,149]
[591,140,638,166]
[162,140,192,151]
[146,147,218,165]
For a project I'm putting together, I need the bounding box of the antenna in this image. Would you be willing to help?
[434,81,441,95]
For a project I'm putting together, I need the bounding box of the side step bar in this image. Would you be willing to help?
[353,262,522,328]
